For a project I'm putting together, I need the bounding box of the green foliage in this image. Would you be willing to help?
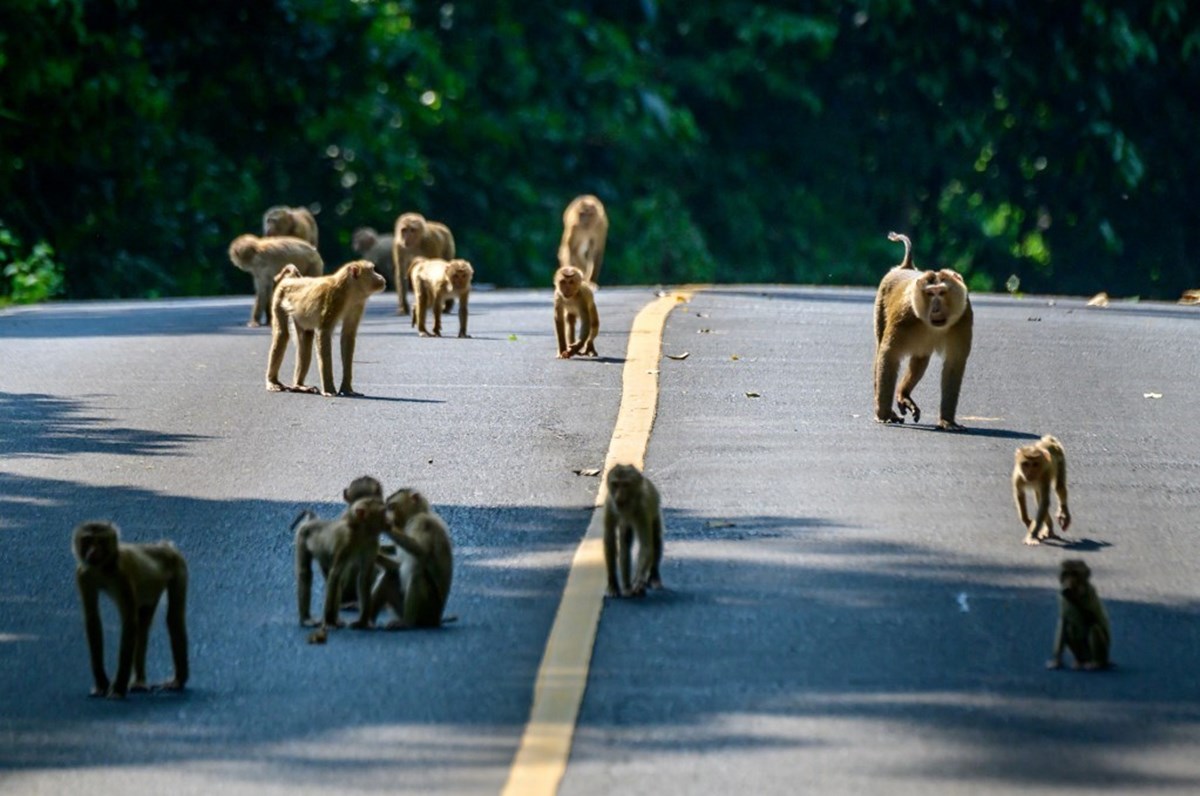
[1,0,1198,300]
[0,222,64,304]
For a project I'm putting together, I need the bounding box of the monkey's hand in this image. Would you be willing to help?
[1058,510,1071,531]
[105,687,128,700]
[605,584,621,598]
[247,320,263,328]
[288,384,321,395]
[936,419,966,432]
[129,680,150,693]
[1045,658,1063,670]
[89,683,110,698]
[557,350,573,359]
[152,679,186,692]
[896,395,921,423]
[874,411,904,424]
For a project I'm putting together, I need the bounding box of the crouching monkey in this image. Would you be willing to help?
[1047,560,1111,671]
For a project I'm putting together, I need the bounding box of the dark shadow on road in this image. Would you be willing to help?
[882,422,1042,441]
[0,302,252,338]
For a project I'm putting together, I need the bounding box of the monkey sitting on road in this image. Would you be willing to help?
[369,488,455,629]
[1047,560,1111,671]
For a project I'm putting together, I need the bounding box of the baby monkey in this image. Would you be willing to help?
[1013,434,1071,545]
[603,464,665,598]
[369,488,455,629]
[553,265,599,358]
[1048,560,1111,671]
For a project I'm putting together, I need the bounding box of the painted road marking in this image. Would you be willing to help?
[501,289,696,796]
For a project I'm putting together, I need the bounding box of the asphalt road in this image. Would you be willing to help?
[2,285,1199,795]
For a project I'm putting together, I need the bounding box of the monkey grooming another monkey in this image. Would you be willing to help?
[263,205,319,248]
[553,265,599,358]
[603,464,665,598]
[409,257,474,338]
[228,234,324,327]
[873,232,973,430]
[1047,560,1111,671]
[558,194,608,285]
[369,488,455,629]
[266,259,386,396]
[352,227,396,289]
[294,496,388,631]
[392,213,456,315]
[72,521,189,698]
[1013,435,1072,545]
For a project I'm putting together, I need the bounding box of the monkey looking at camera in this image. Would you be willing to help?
[553,265,599,358]
[369,488,455,630]
[72,521,189,698]
[266,259,386,396]
[603,464,664,598]
[1013,435,1072,545]
[873,232,973,430]
[558,195,608,285]
[392,213,456,315]
[409,257,474,338]
[228,234,324,327]
[1047,559,1111,671]
[263,205,319,248]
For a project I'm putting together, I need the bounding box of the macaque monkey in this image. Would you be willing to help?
[293,496,388,630]
[558,194,608,284]
[392,212,456,315]
[72,521,189,698]
[1013,434,1072,545]
[887,231,916,269]
[369,489,455,629]
[873,232,973,430]
[1047,560,1111,671]
[228,234,324,327]
[603,464,665,598]
[263,205,319,248]
[352,226,396,289]
[553,265,599,358]
[266,259,386,396]
[409,257,473,338]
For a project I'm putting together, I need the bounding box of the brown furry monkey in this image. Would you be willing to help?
[369,490,455,630]
[873,232,973,430]
[1013,435,1072,545]
[72,521,189,698]
[351,227,396,289]
[553,265,599,358]
[409,257,474,338]
[1047,560,1111,671]
[228,234,324,327]
[266,259,386,396]
[558,195,608,284]
[294,496,388,630]
[263,205,319,247]
[603,464,665,598]
[392,212,456,315]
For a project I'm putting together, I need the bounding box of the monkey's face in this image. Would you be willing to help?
[1017,450,1046,480]
[74,525,118,568]
[349,497,388,532]
[448,261,473,291]
[576,203,597,227]
[1059,561,1091,601]
[399,217,426,247]
[915,270,967,328]
[607,466,643,508]
[351,229,376,254]
[557,271,582,298]
[265,211,292,237]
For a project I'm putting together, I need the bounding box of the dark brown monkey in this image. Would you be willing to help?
[1013,435,1072,545]
[873,233,973,430]
[293,496,388,630]
[887,231,916,269]
[409,257,473,338]
[72,521,188,698]
[553,265,599,358]
[263,205,319,248]
[1047,560,1111,671]
[392,212,456,315]
[603,464,665,598]
[369,488,455,629]
[558,195,608,284]
[351,227,396,289]
[228,234,324,327]
[266,259,386,396]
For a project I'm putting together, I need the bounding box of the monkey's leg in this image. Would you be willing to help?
[266,317,291,391]
[314,330,338,396]
[649,514,664,589]
[160,577,188,690]
[251,275,271,327]
[603,516,621,597]
[565,312,578,349]
[337,314,364,397]
[457,294,469,338]
[1027,488,1052,544]
[873,350,904,423]
[369,570,404,623]
[129,603,157,691]
[619,525,635,596]
[937,347,970,431]
[896,355,929,423]
[291,329,319,393]
[1084,624,1111,670]
[431,297,443,337]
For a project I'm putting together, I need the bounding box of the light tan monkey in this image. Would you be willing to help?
[351,226,396,289]
[409,257,473,338]
[228,234,324,327]
[72,521,188,698]
[1013,435,1072,545]
[887,231,916,269]
[603,464,665,598]
[1047,560,1111,671]
[558,194,608,284]
[553,265,599,358]
[873,232,973,430]
[266,259,386,396]
[369,488,455,629]
[293,496,388,631]
[263,205,319,248]
[392,212,456,314]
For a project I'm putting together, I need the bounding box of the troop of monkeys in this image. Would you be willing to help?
[72,225,1110,698]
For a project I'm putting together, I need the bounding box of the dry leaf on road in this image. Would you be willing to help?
[665,352,690,360]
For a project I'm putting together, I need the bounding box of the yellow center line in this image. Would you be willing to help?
[501,288,698,796]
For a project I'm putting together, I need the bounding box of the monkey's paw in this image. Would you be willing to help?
[1045,659,1063,670]
[897,397,921,423]
[557,351,573,359]
[129,681,150,693]
[649,577,664,589]
[1058,513,1072,531]
[605,585,621,598]
[337,388,364,398]
[419,331,434,338]
[266,382,287,392]
[1023,535,1042,546]
[307,628,329,645]
[875,412,904,425]
[349,619,373,630]
[288,384,320,394]
[247,320,262,328]
[89,685,110,698]
[936,419,966,432]
[458,332,471,339]
[152,679,186,692]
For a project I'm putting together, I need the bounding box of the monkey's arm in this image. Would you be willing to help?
[1012,478,1031,527]
[1046,605,1066,669]
[77,577,110,696]
[457,291,470,338]
[110,575,139,697]
[322,549,351,627]
[602,511,620,597]
[163,560,189,689]
[296,538,316,625]
[554,305,571,358]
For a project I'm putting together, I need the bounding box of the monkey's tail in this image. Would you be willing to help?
[887,231,914,268]
[290,510,317,532]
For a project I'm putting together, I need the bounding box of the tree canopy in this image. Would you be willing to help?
[2,0,1197,302]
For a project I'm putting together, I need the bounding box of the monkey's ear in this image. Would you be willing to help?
[411,492,423,506]
[943,269,966,285]
[349,264,362,278]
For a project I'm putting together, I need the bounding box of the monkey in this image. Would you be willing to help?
[368,488,455,629]
[266,259,386,396]
[558,194,608,285]
[1013,434,1072,546]
[228,234,324,327]
[72,521,188,698]
[887,231,916,269]
[602,464,665,598]
[553,265,599,358]
[1047,560,1111,671]
[263,205,319,248]
[409,257,474,338]
[293,496,388,630]
[392,212,456,315]
[351,226,396,289]
[873,232,973,430]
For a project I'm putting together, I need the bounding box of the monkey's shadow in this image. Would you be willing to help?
[345,395,447,404]
[568,356,627,365]
[1038,537,1113,552]
[886,423,1041,441]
